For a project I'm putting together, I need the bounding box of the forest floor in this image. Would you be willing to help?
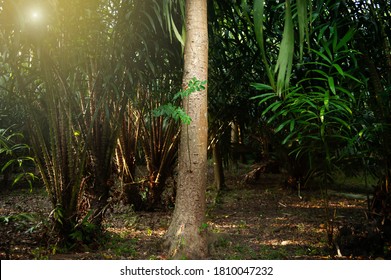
[0,165,387,260]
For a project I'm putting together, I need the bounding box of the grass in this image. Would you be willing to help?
[332,171,377,193]
[100,230,138,259]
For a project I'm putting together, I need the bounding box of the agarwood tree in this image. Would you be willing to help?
[163,0,209,259]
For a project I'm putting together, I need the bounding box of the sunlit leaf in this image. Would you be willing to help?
[297,0,310,60]
[12,173,25,187]
[320,106,325,123]
[324,90,330,110]
[253,0,275,89]
[1,159,16,173]
[275,0,294,97]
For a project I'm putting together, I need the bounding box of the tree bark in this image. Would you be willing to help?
[163,0,208,259]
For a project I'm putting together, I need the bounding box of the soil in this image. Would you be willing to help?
[0,167,388,260]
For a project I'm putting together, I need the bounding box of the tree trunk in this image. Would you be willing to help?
[230,121,240,168]
[163,0,208,259]
[212,142,226,191]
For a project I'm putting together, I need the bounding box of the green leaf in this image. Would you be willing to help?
[253,0,266,54]
[251,83,274,92]
[274,0,294,97]
[336,86,355,101]
[1,159,16,173]
[328,77,336,95]
[344,73,362,84]
[336,29,355,51]
[332,64,345,77]
[329,116,351,129]
[252,92,277,103]
[324,90,330,110]
[262,100,283,116]
[297,0,310,61]
[320,106,326,123]
[323,41,333,61]
[275,119,292,133]
[300,98,318,109]
[332,100,353,115]
[311,49,332,64]
[12,173,25,187]
[253,0,275,88]
[282,131,297,145]
[290,119,295,132]
[320,123,325,140]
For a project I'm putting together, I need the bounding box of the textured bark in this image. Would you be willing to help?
[163,0,208,259]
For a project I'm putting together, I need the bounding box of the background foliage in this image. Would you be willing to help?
[1,0,391,256]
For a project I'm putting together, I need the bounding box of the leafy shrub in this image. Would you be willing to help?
[0,126,36,189]
[252,27,363,185]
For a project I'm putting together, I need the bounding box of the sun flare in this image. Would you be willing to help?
[29,9,42,22]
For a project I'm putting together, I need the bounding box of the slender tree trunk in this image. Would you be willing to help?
[212,142,225,191]
[163,0,208,259]
[230,121,240,168]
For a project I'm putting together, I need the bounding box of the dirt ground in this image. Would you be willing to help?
[0,167,386,260]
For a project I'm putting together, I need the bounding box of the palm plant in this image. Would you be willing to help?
[0,0,163,243]
[253,26,362,186]
[136,83,181,210]
[112,0,184,211]
[251,0,391,249]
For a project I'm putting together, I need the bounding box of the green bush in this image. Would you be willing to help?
[0,126,36,189]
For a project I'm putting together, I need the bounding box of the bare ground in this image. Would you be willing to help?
[0,168,384,260]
